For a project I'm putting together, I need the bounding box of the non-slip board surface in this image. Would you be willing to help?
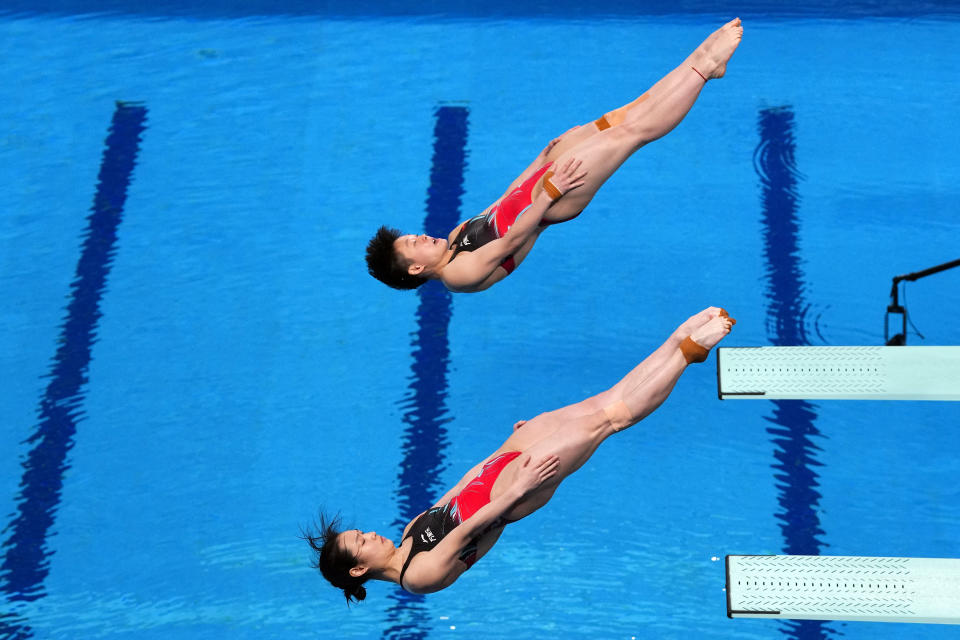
[717,346,960,400]
[726,555,960,624]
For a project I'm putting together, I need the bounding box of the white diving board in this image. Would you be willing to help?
[716,346,960,400]
[726,555,960,625]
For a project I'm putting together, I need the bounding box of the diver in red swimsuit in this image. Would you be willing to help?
[305,308,736,600]
[448,162,573,275]
[365,18,743,293]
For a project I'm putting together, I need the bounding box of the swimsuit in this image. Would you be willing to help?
[449,163,557,275]
[398,451,522,590]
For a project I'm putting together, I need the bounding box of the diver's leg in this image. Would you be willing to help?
[501,308,725,439]
[542,18,742,165]
[615,18,742,142]
[593,307,724,404]
[538,19,743,221]
[496,314,732,472]
[600,313,733,429]
[541,123,603,162]
[495,313,733,520]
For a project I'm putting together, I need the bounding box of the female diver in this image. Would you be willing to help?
[306,308,735,600]
[365,19,743,292]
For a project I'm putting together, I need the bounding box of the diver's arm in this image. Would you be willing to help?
[400,454,559,593]
[431,459,487,508]
[441,159,585,291]
[441,192,554,290]
[496,128,578,198]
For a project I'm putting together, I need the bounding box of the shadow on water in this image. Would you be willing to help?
[0,102,147,640]
[382,107,468,640]
[756,106,835,640]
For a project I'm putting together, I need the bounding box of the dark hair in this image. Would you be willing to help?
[302,512,368,605]
[365,225,428,290]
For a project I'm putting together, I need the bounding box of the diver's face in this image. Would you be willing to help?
[339,529,395,578]
[394,234,447,275]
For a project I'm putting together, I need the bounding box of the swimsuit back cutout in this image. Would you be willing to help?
[398,451,522,590]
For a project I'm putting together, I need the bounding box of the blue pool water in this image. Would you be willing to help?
[1,3,959,639]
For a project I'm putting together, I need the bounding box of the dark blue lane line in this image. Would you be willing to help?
[756,107,834,640]
[382,106,468,640]
[3,0,959,20]
[0,102,147,633]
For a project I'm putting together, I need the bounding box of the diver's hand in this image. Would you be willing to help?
[511,454,560,499]
[545,157,587,197]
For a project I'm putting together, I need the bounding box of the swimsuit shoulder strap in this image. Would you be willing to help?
[398,511,428,589]
[398,542,417,590]
[398,505,459,590]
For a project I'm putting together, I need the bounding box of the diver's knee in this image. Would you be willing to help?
[623,120,656,146]
[603,401,634,432]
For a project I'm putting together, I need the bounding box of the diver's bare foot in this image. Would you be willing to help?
[692,18,743,80]
[675,307,723,341]
[513,419,528,432]
[689,314,734,351]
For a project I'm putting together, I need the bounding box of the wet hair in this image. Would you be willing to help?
[302,512,369,605]
[365,225,428,290]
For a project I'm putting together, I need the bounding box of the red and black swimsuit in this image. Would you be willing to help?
[449,164,555,275]
[398,451,522,591]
